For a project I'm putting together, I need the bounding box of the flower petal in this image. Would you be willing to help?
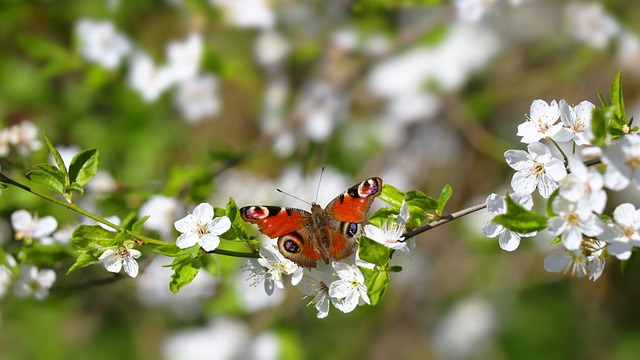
[209,216,231,235]
[122,257,139,278]
[192,203,214,223]
[175,232,199,249]
[198,233,220,252]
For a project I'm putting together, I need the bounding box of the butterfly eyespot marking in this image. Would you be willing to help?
[358,178,380,197]
[243,206,269,219]
[343,222,361,238]
[279,233,303,254]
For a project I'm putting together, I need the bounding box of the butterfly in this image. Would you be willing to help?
[240,177,383,268]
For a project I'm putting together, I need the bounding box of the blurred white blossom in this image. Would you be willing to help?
[254,31,289,66]
[11,210,57,243]
[166,32,203,83]
[173,74,221,123]
[212,0,275,29]
[566,2,619,50]
[139,195,183,241]
[13,265,56,300]
[75,19,131,69]
[128,52,174,102]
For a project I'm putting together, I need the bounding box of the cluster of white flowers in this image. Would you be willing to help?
[0,121,42,158]
[485,97,640,280]
[75,19,220,123]
[243,201,410,318]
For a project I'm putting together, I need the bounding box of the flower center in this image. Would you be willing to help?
[532,162,545,175]
[116,246,129,258]
[622,225,636,239]
[196,224,209,237]
[566,212,580,226]
[626,154,640,170]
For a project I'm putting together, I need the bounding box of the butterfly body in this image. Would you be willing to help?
[240,177,383,268]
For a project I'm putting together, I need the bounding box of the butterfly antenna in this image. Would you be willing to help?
[315,165,325,204]
[277,188,312,206]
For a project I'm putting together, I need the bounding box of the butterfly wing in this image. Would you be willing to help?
[325,177,383,260]
[240,205,321,267]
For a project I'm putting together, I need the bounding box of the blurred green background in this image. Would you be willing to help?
[2,0,640,359]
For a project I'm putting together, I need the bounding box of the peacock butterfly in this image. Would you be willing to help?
[240,177,383,268]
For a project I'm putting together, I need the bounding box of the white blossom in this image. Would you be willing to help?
[558,100,595,146]
[516,100,565,144]
[296,263,336,318]
[173,74,221,123]
[598,203,640,260]
[10,210,57,242]
[364,200,409,253]
[244,244,302,296]
[174,203,231,251]
[504,142,567,198]
[127,52,175,102]
[328,262,369,313]
[166,32,203,83]
[13,265,56,300]
[566,2,619,50]
[99,246,142,278]
[547,197,604,251]
[558,156,606,214]
[544,239,606,281]
[601,135,640,190]
[75,19,131,69]
[482,193,537,251]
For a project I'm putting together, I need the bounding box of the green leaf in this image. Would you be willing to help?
[368,207,398,228]
[132,215,149,234]
[44,133,68,179]
[596,87,608,108]
[380,184,404,208]
[358,236,392,267]
[66,248,103,274]
[200,255,220,277]
[610,71,626,123]
[549,236,562,246]
[492,194,548,233]
[153,243,182,257]
[71,225,117,249]
[221,198,244,241]
[360,266,390,306]
[68,148,99,187]
[590,107,608,147]
[26,169,65,194]
[170,256,202,293]
[405,190,438,212]
[436,184,453,215]
[19,243,74,267]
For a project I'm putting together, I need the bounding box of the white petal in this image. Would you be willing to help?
[11,210,32,232]
[174,214,197,233]
[512,193,534,210]
[192,203,214,223]
[122,257,139,278]
[290,267,303,286]
[547,216,567,236]
[198,234,221,251]
[103,255,123,273]
[604,165,630,190]
[209,216,231,235]
[562,228,583,250]
[32,216,58,238]
[328,280,351,299]
[504,149,531,171]
[537,175,559,199]
[128,249,142,259]
[551,127,574,142]
[485,193,505,215]
[544,251,572,273]
[498,230,521,251]
[516,122,542,144]
[528,142,552,159]
[545,158,568,182]
[511,171,536,195]
[607,241,632,260]
[37,269,56,287]
[175,232,199,249]
[99,248,117,261]
[482,221,502,238]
